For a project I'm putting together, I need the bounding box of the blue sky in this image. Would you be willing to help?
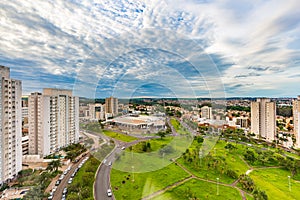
[1,0,300,98]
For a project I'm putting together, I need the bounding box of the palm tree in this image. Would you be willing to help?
[47,159,62,172]
[66,151,77,162]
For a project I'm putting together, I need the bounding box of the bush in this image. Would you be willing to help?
[226,169,238,179]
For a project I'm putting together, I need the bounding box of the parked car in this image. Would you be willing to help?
[107,189,112,197]
[63,187,68,195]
[55,180,60,186]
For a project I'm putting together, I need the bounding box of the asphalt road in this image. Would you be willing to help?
[94,139,149,200]
[52,153,89,200]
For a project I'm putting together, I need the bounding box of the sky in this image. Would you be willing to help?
[1,0,300,98]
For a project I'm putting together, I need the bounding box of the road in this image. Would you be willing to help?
[52,153,89,200]
[94,138,150,200]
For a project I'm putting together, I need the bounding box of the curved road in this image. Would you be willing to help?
[94,138,151,200]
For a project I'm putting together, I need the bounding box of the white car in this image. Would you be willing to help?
[59,175,64,181]
[68,178,73,184]
[108,161,112,166]
[121,146,125,150]
[103,159,107,164]
[107,189,112,197]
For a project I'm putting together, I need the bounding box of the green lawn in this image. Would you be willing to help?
[110,163,190,199]
[214,141,250,174]
[176,139,249,184]
[92,143,115,161]
[249,168,300,200]
[126,136,174,153]
[151,179,242,200]
[102,130,137,142]
[245,193,254,200]
[170,118,189,135]
[67,156,100,200]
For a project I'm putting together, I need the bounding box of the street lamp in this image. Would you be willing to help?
[199,151,203,167]
[132,166,135,182]
[288,175,291,191]
[216,178,219,195]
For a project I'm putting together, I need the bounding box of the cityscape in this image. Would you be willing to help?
[1,1,300,200]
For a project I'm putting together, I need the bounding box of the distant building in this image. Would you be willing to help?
[251,98,276,142]
[89,103,105,121]
[22,136,29,155]
[293,96,300,148]
[28,89,79,157]
[105,96,118,117]
[236,116,249,128]
[0,66,22,184]
[201,106,212,119]
[21,96,29,156]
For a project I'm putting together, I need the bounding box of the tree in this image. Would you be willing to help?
[23,185,45,200]
[284,158,300,177]
[156,131,166,139]
[253,188,268,200]
[225,143,237,151]
[244,150,256,164]
[238,174,255,192]
[47,159,62,172]
[65,151,77,162]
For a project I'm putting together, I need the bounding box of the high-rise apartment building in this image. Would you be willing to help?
[251,98,276,142]
[89,103,105,120]
[293,96,300,148]
[201,106,212,119]
[28,89,79,157]
[0,66,22,184]
[105,96,118,117]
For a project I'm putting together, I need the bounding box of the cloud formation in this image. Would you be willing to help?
[0,0,300,97]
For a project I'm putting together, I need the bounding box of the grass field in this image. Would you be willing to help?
[127,136,174,153]
[110,163,190,199]
[170,118,189,135]
[67,156,100,200]
[102,130,137,142]
[151,179,242,200]
[249,168,300,200]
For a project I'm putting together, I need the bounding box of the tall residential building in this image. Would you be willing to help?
[251,98,276,142]
[89,103,105,120]
[28,89,79,157]
[201,106,212,119]
[293,96,300,148]
[0,66,22,184]
[105,96,118,117]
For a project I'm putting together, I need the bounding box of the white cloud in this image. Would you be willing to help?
[0,0,299,97]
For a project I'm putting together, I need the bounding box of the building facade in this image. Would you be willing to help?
[293,96,300,148]
[28,89,79,157]
[105,96,118,117]
[201,106,212,119]
[89,103,105,121]
[0,66,22,184]
[251,98,276,142]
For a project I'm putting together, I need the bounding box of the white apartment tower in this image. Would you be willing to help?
[89,103,105,120]
[105,96,118,116]
[293,96,300,148]
[0,66,22,184]
[201,106,212,119]
[28,89,79,156]
[251,98,276,142]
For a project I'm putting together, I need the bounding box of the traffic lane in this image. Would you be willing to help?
[95,164,113,200]
[52,154,89,200]
[94,139,151,200]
